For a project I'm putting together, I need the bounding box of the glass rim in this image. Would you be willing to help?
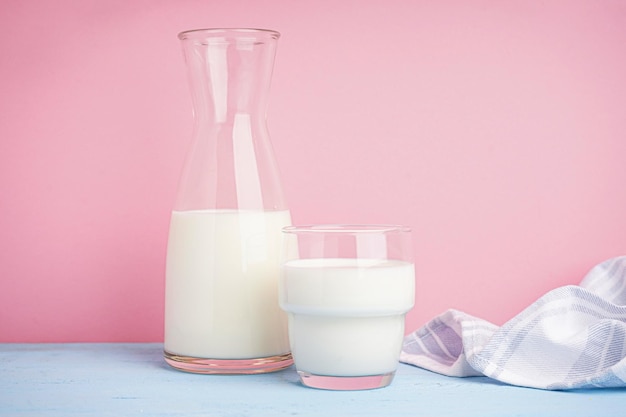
[178,28,280,41]
[282,224,411,235]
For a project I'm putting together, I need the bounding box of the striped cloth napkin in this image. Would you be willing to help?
[400,256,626,390]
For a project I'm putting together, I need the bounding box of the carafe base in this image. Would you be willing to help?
[164,350,293,374]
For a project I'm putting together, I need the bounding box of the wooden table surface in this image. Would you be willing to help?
[1,343,624,416]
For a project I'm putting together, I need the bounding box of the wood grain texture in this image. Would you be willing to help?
[1,344,624,416]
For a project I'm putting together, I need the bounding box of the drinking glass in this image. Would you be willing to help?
[279,225,415,390]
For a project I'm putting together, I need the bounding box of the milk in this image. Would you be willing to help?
[279,258,415,376]
[164,209,291,359]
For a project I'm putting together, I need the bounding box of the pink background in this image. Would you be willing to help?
[1,0,625,342]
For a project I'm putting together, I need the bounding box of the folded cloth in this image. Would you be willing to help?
[400,256,626,390]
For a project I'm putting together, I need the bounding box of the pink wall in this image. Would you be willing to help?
[1,0,625,342]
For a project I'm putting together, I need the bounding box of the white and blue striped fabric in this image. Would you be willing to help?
[401,256,626,390]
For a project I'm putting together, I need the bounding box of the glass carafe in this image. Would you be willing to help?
[164,28,292,374]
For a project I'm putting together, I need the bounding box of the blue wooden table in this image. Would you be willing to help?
[1,343,624,416]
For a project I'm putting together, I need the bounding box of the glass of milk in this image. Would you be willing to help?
[279,225,415,390]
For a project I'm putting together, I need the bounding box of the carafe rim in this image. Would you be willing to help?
[178,28,280,41]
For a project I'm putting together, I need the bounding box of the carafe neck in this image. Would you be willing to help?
[174,29,287,212]
[179,29,279,126]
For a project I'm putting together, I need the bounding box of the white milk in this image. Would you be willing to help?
[164,209,291,359]
[279,258,415,376]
